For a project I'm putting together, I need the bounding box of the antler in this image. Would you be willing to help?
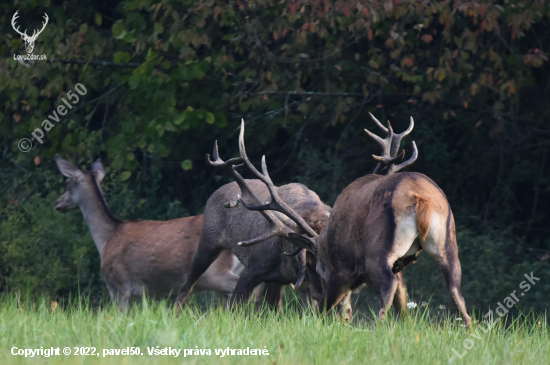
[32,13,49,38]
[11,11,27,37]
[208,120,318,289]
[207,136,296,247]
[236,125,319,239]
[365,112,418,175]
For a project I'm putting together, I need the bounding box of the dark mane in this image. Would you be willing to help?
[89,172,124,225]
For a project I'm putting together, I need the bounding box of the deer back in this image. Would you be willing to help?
[202,180,330,266]
[319,172,451,275]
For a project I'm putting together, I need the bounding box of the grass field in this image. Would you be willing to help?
[0,294,548,365]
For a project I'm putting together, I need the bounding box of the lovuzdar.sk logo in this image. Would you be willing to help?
[12,11,48,61]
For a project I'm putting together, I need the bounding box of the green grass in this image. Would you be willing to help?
[0,293,548,365]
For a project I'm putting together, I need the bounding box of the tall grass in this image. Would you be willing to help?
[0,293,548,364]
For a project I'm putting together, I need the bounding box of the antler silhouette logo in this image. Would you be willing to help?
[11,11,49,54]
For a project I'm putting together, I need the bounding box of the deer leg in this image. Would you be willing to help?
[323,270,353,316]
[392,271,408,319]
[107,283,130,312]
[113,290,130,312]
[175,245,224,311]
[420,213,471,328]
[336,291,353,322]
[246,282,284,309]
[230,267,265,307]
[437,258,471,328]
[369,262,399,322]
[215,272,240,308]
[298,287,319,310]
[261,283,285,310]
[250,283,267,308]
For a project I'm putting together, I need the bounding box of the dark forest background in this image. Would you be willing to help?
[0,0,548,315]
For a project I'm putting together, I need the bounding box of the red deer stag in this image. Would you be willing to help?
[226,116,471,328]
[54,156,240,310]
[175,124,355,317]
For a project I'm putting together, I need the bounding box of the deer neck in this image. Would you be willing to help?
[78,179,121,258]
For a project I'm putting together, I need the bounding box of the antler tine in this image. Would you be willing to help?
[37,13,49,34]
[389,116,415,157]
[371,149,405,164]
[212,140,220,161]
[261,155,274,186]
[206,140,243,173]
[364,128,391,155]
[11,11,26,36]
[392,141,418,173]
[368,112,388,133]
[387,120,394,136]
[398,116,414,137]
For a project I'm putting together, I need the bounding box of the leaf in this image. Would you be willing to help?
[114,52,131,63]
[146,49,158,62]
[174,112,186,125]
[437,68,446,82]
[111,155,123,170]
[39,100,51,113]
[342,7,351,18]
[181,160,193,171]
[508,80,516,95]
[205,112,215,124]
[119,171,131,181]
[421,34,433,43]
[95,13,102,26]
[112,21,125,36]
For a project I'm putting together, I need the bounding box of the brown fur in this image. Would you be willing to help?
[291,172,471,328]
[54,156,240,310]
[175,180,338,312]
[411,193,432,240]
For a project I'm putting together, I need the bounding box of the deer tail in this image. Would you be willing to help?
[412,193,433,240]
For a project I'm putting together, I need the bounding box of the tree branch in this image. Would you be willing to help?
[247,91,364,97]
[55,59,141,68]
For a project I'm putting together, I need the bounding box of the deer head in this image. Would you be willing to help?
[11,11,49,54]
[54,156,105,213]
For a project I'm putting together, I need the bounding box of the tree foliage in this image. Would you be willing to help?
[0,1,548,308]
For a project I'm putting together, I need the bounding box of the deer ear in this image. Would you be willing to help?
[55,155,82,179]
[91,159,105,183]
[288,233,318,255]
